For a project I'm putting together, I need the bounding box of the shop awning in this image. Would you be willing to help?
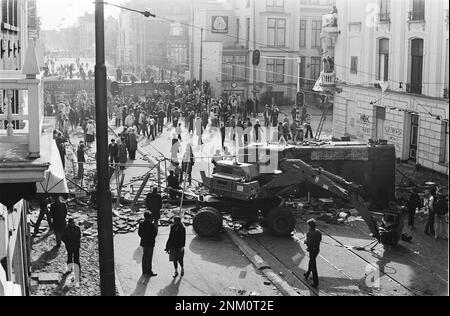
[36,140,69,195]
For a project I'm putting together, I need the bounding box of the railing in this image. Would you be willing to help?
[378,12,391,23]
[322,72,336,86]
[0,71,43,158]
[408,10,425,22]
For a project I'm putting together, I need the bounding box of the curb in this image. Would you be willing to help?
[225,228,300,297]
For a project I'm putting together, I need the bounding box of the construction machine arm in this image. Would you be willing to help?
[264,159,381,241]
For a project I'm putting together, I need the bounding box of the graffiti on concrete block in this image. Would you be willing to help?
[385,126,403,137]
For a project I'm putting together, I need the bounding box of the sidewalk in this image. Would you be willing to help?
[114,227,281,296]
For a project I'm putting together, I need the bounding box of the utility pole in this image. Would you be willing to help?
[252,0,257,115]
[199,27,204,86]
[95,0,115,296]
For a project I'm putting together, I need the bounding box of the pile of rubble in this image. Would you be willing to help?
[286,197,364,225]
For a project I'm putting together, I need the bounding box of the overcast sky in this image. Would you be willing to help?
[37,0,123,30]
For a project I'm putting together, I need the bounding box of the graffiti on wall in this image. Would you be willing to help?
[384,125,403,155]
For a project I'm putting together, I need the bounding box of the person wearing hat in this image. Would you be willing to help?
[165,214,186,278]
[304,219,322,288]
[138,212,158,277]
[62,218,81,287]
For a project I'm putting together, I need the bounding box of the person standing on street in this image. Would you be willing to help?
[424,187,437,236]
[407,188,421,229]
[76,141,86,180]
[434,190,449,240]
[62,219,81,287]
[138,212,158,277]
[145,188,163,234]
[165,215,186,278]
[108,139,119,165]
[128,128,138,161]
[304,219,322,288]
[117,137,128,170]
[49,197,68,247]
[33,197,52,237]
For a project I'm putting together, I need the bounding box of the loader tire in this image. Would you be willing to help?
[266,206,295,237]
[193,207,223,237]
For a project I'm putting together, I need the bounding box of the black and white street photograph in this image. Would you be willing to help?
[0,0,448,302]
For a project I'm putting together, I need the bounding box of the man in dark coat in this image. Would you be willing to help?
[145,188,163,233]
[62,219,81,286]
[49,197,68,247]
[33,197,52,237]
[108,139,119,165]
[304,219,322,288]
[138,212,158,277]
[407,188,421,229]
[165,216,186,278]
[76,141,86,180]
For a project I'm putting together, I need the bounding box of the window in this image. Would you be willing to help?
[1,0,18,28]
[267,58,285,83]
[350,56,358,74]
[299,56,306,88]
[267,18,286,47]
[236,18,240,43]
[379,0,390,22]
[310,57,322,82]
[410,39,423,94]
[299,20,306,48]
[222,56,247,82]
[409,0,425,21]
[311,20,322,48]
[266,0,284,8]
[378,38,389,81]
[246,18,251,47]
[440,121,449,164]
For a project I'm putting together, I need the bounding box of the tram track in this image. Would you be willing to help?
[294,222,419,296]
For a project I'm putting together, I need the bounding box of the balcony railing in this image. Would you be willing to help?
[378,12,391,23]
[321,72,336,87]
[0,40,43,158]
[408,10,425,22]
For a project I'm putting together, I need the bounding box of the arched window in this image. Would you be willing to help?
[378,38,389,81]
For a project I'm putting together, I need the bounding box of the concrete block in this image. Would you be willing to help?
[38,273,60,284]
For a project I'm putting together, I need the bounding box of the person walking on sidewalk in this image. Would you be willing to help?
[49,197,68,247]
[138,212,158,277]
[165,215,186,278]
[304,219,322,288]
[145,188,162,234]
[62,219,81,287]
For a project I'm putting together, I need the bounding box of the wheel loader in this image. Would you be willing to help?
[193,158,404,247]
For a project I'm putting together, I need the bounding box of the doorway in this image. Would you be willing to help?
[409,114,419,161]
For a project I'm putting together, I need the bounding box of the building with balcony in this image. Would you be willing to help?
[326,0,449,175]
[1,0,68,296]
